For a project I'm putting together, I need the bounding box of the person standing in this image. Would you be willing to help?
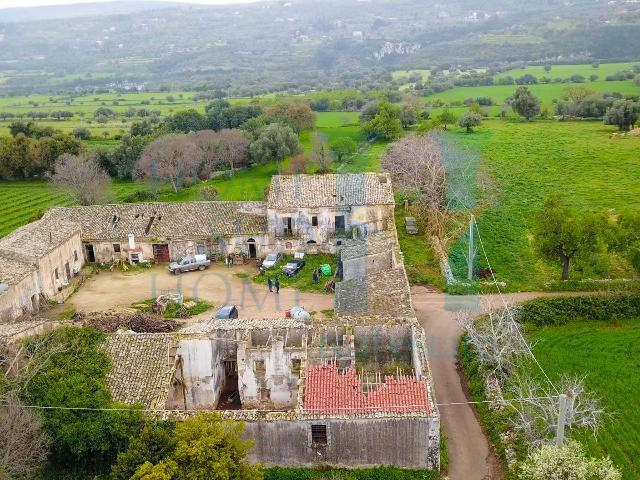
[268,277,273,292]
[275,278,280,294]
[312,269,319,285]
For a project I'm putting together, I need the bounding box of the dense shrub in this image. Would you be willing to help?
[122,190,156,203]
[516,294,640,326]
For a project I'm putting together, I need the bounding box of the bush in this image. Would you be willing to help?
[519,440,621,480]
[122,190,156,203]
[515,294,640,327]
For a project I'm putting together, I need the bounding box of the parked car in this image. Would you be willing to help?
[215,304,239,320]
[168,254,210,274]
[281,258,305,277]
[260,252,283,271]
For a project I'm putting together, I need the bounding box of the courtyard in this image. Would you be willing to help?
[61,263,334,320]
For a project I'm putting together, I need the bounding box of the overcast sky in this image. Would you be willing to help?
[0,0,261,8]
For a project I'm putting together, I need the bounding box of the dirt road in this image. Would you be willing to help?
[67,264,334,318]
[411,288,574,480]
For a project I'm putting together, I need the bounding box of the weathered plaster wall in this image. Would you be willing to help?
[0,271,39,321]
[243,416,439,470]
[177,338,227,409]
[238,338,302,409]
[37,231,84,297]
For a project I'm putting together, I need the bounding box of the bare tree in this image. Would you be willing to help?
[311,132,332,173]
[51,153,112,205]
[508,375,604,447]
[193,129,250,177]
[382,133,447,240]
[0,395,50,479]
[216,129,250,174]
[458,304,531,381]
[135,134,203,192]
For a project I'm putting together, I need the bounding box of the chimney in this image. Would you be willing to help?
[128,234,136,250]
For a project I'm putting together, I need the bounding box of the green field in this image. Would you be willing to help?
[529,319,640,479]
[494,62,639,81]
[426,80,640,108]
[448,118,640,290]
[0,112,386,239]
[423,62,640,109]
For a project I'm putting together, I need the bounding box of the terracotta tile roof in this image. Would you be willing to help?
[103,332,175,409]
[42,201,267,241]
[339,231,398,261]
[267,173,395,209]
[0,216,81,260]
[181,317,308,334]
[0,252,36,288]
[335,267,413,317]
[304,362,430,414]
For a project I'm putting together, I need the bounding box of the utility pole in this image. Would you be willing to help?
[467,215,475,281]
[556,393,568,446]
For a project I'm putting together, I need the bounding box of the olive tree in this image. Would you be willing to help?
[604,99,639,131]
[458,111,483,133]
[510,86,541,121]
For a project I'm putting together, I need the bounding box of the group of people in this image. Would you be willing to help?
[267,277,281,293]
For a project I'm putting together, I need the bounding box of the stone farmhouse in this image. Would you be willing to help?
[0,216,84,321]
[99,217,440,469]
[0,172,440,470]
[1,173,396,322]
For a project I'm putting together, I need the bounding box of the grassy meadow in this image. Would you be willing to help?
[446,118,640,291]
[529,318,640,479]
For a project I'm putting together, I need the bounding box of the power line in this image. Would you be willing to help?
[0,395,562,414]
[472,214,560,395]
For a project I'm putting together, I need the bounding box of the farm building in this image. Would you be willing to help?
[267,173,396,253]
[99,217,439,470]
[0,216,83,321]
[42,201,269,264]
[102,318,439,469]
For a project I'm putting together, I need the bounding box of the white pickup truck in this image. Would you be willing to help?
[168,254,211,274]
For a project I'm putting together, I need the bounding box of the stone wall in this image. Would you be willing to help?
[242,415,439,470]
[0,271,40,321]
[37,231,84,297]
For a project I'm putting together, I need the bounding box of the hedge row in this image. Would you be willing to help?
[516,294,640,327]
[264,466,437,480]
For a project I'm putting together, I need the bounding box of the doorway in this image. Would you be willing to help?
[248,239,257,259]
[217,360,241,410]
[30,294,39,312]
[84,244,95,263]
[152,244,170,262]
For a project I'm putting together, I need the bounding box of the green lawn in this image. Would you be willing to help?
[448,118,640,290]
[529,319,640,479]
[494,62,639,82]
[253,253,338,294]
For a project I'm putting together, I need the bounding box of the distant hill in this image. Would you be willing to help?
[0,0,638,95]
[0,1,182,23]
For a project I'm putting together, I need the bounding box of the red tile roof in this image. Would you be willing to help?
[304,363,431,414]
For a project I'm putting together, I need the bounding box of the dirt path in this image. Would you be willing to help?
[411,288,578,480]
[66,264,334,319]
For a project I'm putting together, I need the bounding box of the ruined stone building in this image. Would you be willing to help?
[0,216,84,321]
[0,173,396,322]
[0,172,440,470]
[100,221,440,470]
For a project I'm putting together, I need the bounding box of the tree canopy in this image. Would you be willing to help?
[510,86,541,121]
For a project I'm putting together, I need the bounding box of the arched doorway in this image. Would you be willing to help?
[247,238,257,259]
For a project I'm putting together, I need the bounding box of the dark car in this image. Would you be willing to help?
[281,259,305,277]
[215,305,239,320]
